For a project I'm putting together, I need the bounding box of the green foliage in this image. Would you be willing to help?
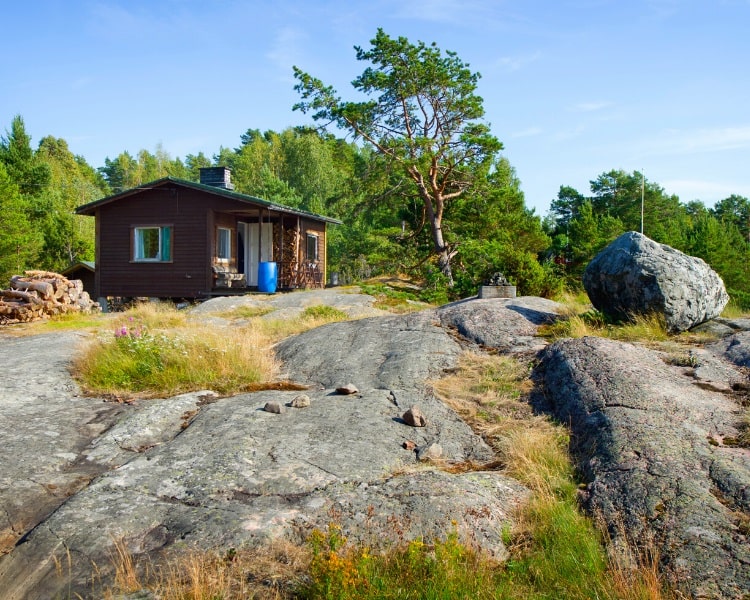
[0,163,42,282]
[362,287,429,312]
[80,323,177,391]
[419,267,451,305]
[294,28,503,283]
[711,194,750,242]
[303,525,507,600]
[35,136,102,271]
[540,307,671,344]
[6,108,750,308]
[453,239,563,299]
[0,115,51,196]
[507,492,610,599]
[446,157,560,298]
[98,145,184,192]
[683,211,749,301]
[566,200,623,276]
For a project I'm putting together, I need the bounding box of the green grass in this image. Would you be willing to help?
[1,308,109,337]
[540,309,670,344]
[721,299,748,319]
[358,281,432,313]
[73,304,280,398]
[215,304,275,319]
[72,302,353,399]
[300,304,348,321]
[302,525,509,600]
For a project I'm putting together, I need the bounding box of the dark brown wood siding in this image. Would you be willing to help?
[97,186,211,297]
[302,218,327,285]
[89,181,333,297]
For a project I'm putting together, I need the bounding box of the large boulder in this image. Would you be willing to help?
[583,232,729,332]
[534,336,750,599]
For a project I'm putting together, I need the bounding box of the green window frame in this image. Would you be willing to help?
[134,226,172,262]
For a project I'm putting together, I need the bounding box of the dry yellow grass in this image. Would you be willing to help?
[102,540,310,600]
[73,310,281,399]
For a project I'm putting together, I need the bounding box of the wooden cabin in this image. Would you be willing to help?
[75,167,341,299]
[61,261,96,296]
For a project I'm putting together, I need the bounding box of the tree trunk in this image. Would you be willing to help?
[424,198,454,286]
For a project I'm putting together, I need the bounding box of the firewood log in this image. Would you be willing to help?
[0,290,43,305]
[24,270,62,280]
[10,277,55,300]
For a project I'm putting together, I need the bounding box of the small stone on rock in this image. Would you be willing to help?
[403,440,417,451]
[336,384,359,395]
[417,443,443,462]
[263,401,283,414]
[290,394,311,408]
[402,406,426,427]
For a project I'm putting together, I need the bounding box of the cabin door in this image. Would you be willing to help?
[241,222,273,286]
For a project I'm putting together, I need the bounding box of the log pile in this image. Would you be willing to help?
[274,224,303,288]
[0,271,100,323]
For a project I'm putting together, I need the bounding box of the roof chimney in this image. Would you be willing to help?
[199,166,235,190]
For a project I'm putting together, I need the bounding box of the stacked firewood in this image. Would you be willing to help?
[274,225,302,288]
[0,271,100,323]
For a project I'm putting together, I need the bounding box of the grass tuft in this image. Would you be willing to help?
[73,307,279,398]
[359,280,432,313]
[739,409,750,447]
[541,309,669,344]
[721,299,747,319]
[300,304,349,322]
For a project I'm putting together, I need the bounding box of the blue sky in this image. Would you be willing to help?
[2,0,749,215]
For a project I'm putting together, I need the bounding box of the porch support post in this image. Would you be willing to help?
[295,216,301,287]
[258,210,263,264]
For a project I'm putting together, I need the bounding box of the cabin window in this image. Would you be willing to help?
[306,233,318,262]
[216,227,231,261]
[134,226,172,262]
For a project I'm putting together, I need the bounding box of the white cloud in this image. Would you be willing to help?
[511,126,543,138]
[643,125,750,155]
[571,101,613,112]
[493,51,541,72]
[394,0,496,24]
[266,27,309,80]
[551,124,587,142]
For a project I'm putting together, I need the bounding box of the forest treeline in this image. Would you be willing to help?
[2,113,749,306]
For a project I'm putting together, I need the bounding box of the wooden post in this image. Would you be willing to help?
[278,214,284,286]
[294,216,301,287]
[258,209,263,265]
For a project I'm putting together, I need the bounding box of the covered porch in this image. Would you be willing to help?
[211,205,331,292]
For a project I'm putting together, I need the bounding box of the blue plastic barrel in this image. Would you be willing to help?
[257,261,278,293]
